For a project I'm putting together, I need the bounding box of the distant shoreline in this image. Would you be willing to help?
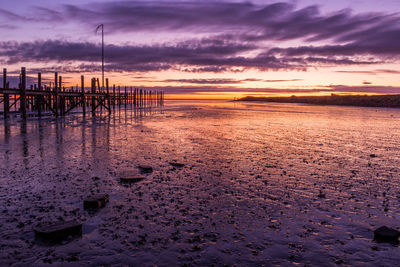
[236,94,400,108]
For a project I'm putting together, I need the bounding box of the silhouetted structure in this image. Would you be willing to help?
[237,95,400,108]
[0,67,164,119]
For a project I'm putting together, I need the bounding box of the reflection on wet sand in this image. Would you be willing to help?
[1,105,162,164]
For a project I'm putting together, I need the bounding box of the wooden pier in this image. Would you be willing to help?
[0,67,164,119]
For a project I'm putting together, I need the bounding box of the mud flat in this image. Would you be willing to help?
[0,101,399,265]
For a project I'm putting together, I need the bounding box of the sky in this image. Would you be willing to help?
[0,0,400,99]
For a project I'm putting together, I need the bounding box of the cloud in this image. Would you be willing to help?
[131,84,400,95]
[0,75,46,88]
[0,39,307,72]
[336,69,400,75]
[0,8,33,21]
[163,79,242,84]
[1,1,400,76]
[0,24,17,29]
[56,1,399,44]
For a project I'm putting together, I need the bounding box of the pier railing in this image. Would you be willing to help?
[0,67,164,119]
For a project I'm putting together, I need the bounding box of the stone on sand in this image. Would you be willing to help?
[374,226,400,244]
[83,194,109,210]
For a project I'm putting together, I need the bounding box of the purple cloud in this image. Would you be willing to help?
[0,1,399,81]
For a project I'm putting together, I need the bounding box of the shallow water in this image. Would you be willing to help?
[0,100,399,266]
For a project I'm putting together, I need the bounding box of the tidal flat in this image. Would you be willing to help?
[1,100,399,266]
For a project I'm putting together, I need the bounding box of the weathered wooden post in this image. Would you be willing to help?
[20,67,27,119]
[106,78,111,114]
[91,78,96,116]
[37,72,42,117]
[59,75,65,115]
[3,68,9,119]
[133,88,136,106]
[81,75,86,116]
[96,78,101,93]
[124,87,127,106]
[130,87,133,105]
[118,86,121,106]
[140,89,143,107]
[54,72,58,117]
[112,85,116,108]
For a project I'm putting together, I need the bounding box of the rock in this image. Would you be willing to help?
[370,154,377,158]
[138,165,153,173]
[83,194,109,210]
[374,226,400,244]
[169,162,185,168]
[317,190,326,198]
[34,220,82,241]
[120,176,144,184]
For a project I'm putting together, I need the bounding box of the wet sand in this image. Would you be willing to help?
[0,101,399,266]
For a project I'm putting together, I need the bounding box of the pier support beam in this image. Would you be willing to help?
[20,67,27,119]
[54,72,58,117]
[37,73,42,117]
[3,68,9,119]
[91,78,96,116]
[81,75,85,116]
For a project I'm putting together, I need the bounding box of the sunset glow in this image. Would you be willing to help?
[0,0,399,98]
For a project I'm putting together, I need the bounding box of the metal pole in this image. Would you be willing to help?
[96,24,104,90]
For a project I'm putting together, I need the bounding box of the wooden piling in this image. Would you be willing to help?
[106,78,111,114]
[3,68,9,119]
[112,85,116,107]
[0,67,164,119]
[118,86,121,106]
[37,73,42,117]
[124,87,127,106]
[91,78,96,116]
[59,76,65,115]
[81,75,85,116]
[20,67,27,119]
[54,72,58,117]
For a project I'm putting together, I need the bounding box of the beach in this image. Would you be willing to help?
[1,100,399,266]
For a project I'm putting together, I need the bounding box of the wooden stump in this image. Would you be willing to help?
[83,194,109,210]
[34,220,82,241]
